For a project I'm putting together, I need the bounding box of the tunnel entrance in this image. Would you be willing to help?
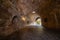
[29,16,42,28]
[35,17,42,26]
[25,11,43,28]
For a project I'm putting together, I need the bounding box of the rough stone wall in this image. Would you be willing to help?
[0,0,22,36]
[17,0,60,30]
[37,0,60,30]
[14,0,60,30]
[0,0,60,36]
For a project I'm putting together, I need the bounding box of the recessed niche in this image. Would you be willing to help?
[44,18,48,22]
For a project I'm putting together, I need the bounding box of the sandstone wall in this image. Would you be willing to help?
[0,0,22,36]
[37,0,60,30]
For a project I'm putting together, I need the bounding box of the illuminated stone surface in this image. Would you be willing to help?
[0,0,60,38]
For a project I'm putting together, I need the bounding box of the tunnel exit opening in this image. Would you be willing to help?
[35,17,42,26]
[26,11,43,28]
[29,17,42,27]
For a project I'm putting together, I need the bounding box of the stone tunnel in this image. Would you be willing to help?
[0,0,60,40]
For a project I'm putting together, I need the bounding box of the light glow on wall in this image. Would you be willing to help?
[21,16,26,21]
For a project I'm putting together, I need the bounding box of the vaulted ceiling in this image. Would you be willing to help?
[0,0,60,36]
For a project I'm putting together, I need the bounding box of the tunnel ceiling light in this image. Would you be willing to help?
[32,11,36,13]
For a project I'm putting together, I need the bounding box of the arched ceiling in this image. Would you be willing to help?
[16,0,40,15]
[0,0,60,36]
[7,0,60,30]
[16,0,60,30]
